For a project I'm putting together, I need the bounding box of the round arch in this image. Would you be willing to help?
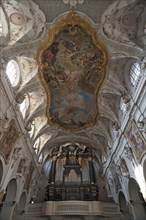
[19,192,27,210]
[6,59,21,87]
[118,191,132,220]
[123,58,139,93]
[13,191,27,220]
[128,178,146,220]
[0,178,17,220]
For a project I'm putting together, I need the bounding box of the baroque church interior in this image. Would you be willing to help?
[0,0,146,220]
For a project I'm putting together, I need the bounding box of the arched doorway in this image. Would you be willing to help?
[13,192,26,220]
[0,178,17,220]
[143,159,146,182]
[118,191,132,220]
[0,160,3,184]
[128,178,146,220]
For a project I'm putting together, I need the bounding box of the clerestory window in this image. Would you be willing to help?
[130,62,140,86]
[6,60,20,87]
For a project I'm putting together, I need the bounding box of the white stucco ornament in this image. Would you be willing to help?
[1,0,46,45]
[62,0,85,8]
[0,6,9,45]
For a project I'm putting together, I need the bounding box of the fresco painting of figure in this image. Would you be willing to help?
[125,119,146,161]
[0,119,19,162]
[120,158,130,178]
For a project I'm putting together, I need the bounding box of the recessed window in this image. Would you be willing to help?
[6,60,20,87]
[120,99,126,113]
[19,94,29,118]
[130,62,140,86]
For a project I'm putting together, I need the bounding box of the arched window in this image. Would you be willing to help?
[19,94,29,118]
[130,62,140,86]
[120,98,126,113]
[6,60,20,87]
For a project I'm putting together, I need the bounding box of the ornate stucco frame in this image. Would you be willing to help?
[37,12,108,131]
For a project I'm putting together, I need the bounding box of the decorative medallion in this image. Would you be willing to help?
[10,13,26,26]
[122,13,138,27]
[37,12,108,131]
[61,0,86,8]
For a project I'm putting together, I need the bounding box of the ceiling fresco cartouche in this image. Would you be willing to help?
[37,12,108,131]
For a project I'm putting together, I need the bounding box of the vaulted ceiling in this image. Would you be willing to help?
[1,0,146,168]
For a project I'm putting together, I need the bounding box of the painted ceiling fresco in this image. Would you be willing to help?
[38,13,108,131]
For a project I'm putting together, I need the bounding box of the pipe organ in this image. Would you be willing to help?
[45,143,99,201]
